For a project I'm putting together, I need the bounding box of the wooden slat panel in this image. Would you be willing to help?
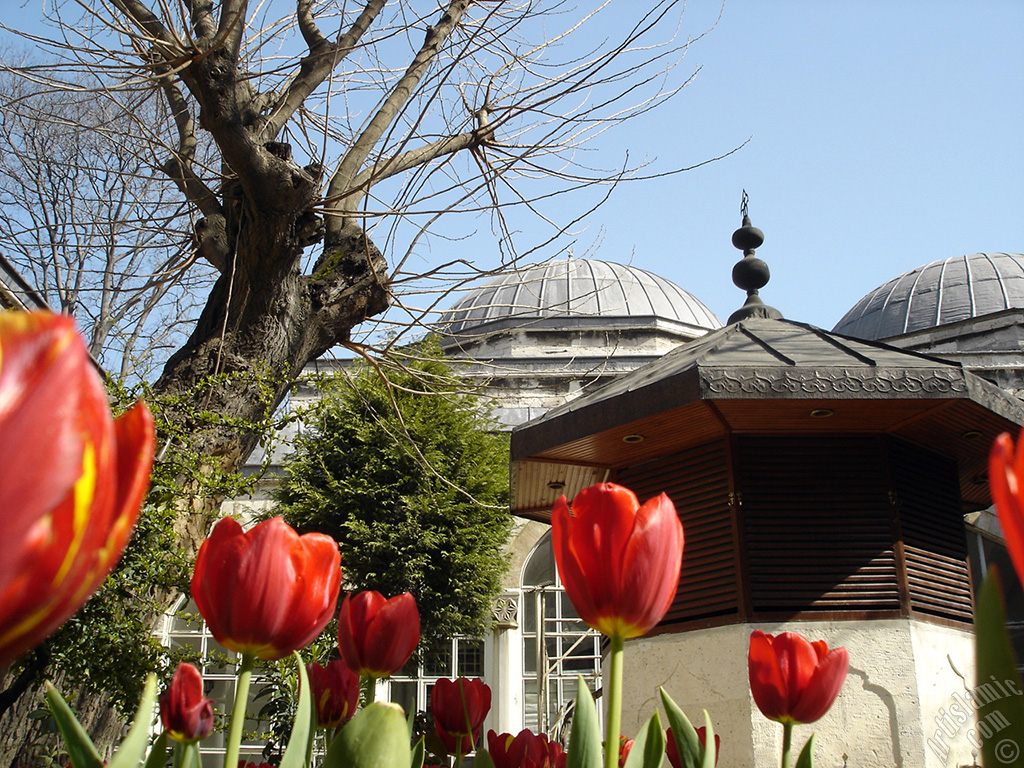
[618,440,737,625]
[738,436,902,614]
[891,439,973,623]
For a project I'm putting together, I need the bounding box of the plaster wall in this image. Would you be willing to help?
[613,619,978,768]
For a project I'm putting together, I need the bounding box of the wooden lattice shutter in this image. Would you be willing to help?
[737,435,902,615]
[618,440,737,625]
[889,438,973,624]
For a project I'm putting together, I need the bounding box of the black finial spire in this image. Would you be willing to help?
[728,192,782,324]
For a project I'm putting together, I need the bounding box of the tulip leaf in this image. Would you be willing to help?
[699,712,715,768]
[623,710,663,768]
[794,733,815,768]
[659,688,703,768]
[142,732,168,768]
[323,701,411,768]
[567,676,603,768]
[976,568,1024,768]
[280,653,314,768]
[44,682,104,768]
[474,749,497,768]
[410,735,425,768]
[107,674,158,768]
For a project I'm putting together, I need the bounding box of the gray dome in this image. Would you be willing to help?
[833,252,1024,340]
[440,258,722,335]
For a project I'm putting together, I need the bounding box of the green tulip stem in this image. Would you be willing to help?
[359,674,376,709]
[224,653,256,768]
[781,721,793,768]
[604,634,625,768]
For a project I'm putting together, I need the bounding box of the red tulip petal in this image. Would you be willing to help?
[770,632,820,715]
[748,630,789,722]
[991,432,1024,586]
[362,593,419,676]
[619,493,683,637]
[552,495,601,628]
[790,646,849,724]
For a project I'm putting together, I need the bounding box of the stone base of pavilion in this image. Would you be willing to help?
[616,619,979,768]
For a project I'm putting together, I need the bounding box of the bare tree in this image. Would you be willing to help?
[3,0,710,465]
[0,69,215,379]
[0,0,715,754]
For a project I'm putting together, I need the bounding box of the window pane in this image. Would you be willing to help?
[457,640,484,677]
[424,645,453,677]
[523,531,555,586]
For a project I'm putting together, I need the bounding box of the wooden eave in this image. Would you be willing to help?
[510,318,1024,520]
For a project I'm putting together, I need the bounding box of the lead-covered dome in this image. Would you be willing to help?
[440,258,722,336]
[833,253,1024,340]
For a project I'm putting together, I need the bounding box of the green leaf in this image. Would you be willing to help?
[976,567,1024,768]
[567,676,603,768]
[410,736,425,768]
[623,711,664,768]
[699,712,715,768]
[280,653,314,768]
[794,733,815,768]
[474,749,497,768]
[44,682,104,768]
[322,701,412,768]
[142,732,168,768]
[108,674,158,768]
[659,688,702,768]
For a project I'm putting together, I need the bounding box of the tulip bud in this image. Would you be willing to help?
[160,663,214,743]
[191,517,341,661]
[308,659,359,729]
[432,677,491,756]
[337,591,420,678]
[552,483,684,640]
[748,630,849,725]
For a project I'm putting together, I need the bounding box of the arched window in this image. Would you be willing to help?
[521,531,602,736]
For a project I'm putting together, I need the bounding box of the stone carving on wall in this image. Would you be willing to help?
[492,592,519,629]
[701,367,969,398]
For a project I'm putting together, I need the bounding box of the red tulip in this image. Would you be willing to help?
[990,430,1024,586]
[617,736,633,768]
[307,659,359,729]
[191,516,341,660]
[0,312,154,669]
[160,663,214,743]
[337,591,420,678]
[488,729,563,768]
[748,630,849,725]
[432,677,491,755]
[665,726,719,768]
[552,483,684,639]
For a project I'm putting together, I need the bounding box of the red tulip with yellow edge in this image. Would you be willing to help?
[307,659,359,730]
[487,728,563,768]
[552,483,684,640]
[160,662,214,743]
[0,312,154,670]
[191,516,341,661]
[748,630,848,726]
[989,430,1024,586]
[337,590,420,678]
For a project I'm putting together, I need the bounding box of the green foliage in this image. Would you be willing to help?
[273,339,512,656]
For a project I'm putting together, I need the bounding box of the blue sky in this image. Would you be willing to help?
[586,0,1024,330]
